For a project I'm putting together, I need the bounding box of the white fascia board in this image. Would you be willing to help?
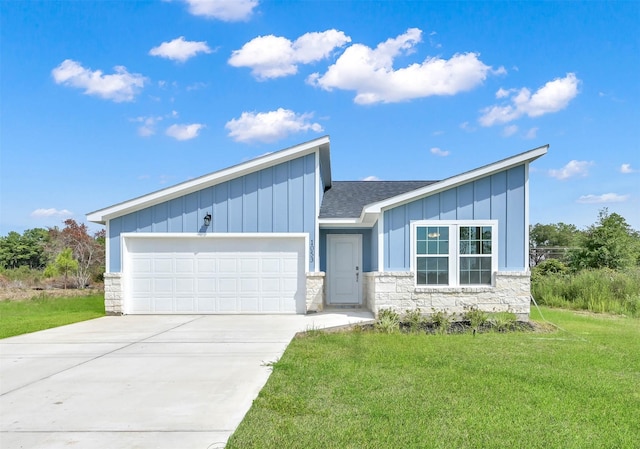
[524,161,531,271]
[314,150,321,271]
[377,212,385,272]
[318,218,371,228]
[87,136,331,224]
[364,145,549,214]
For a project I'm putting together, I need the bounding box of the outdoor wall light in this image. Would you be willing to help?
[203,213,212,226]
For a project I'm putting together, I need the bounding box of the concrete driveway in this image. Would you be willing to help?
[0,311,372,449]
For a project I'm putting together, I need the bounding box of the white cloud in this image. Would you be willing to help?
[459,121,476,132]
[479,73,580,126]
[430,147,450,157]
[186,81,208,91]
[229,30,351,80]
[577,193,629,204]
[130,111,179,136]
[165,123,204,140]
[548,160,593,180]
[181,0,258,21]
[502,125,518,137]
[130,115,163,136]
[308,28,498,104]
[51,59,145,102]
[362,176,381,181]
[31,208,73,218]
[149,36,212,62]
[524,127,539,139]
[496,87,512,99]
[225,108,323,143]
[620,163,638,174]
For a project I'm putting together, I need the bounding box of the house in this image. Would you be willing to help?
[87,136,547,319]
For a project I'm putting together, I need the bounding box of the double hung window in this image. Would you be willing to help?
[413,221,497,287]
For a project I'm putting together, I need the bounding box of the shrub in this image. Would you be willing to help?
[490,311,517,332]
[402,308,426,333]
[462,306,488,331]
[532,259,568,281]
[375,309,400,334]
[430,309,452,335]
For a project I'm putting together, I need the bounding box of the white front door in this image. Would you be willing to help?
[327,234,362,305]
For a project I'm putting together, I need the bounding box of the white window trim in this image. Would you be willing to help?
[410,220,499,287]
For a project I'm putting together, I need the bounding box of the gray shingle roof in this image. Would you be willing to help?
[319,181,437,219]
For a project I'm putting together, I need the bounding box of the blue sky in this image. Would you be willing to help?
[1,0,639,235]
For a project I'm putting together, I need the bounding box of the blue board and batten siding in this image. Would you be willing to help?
[383,165,527,271]
[108,154,317,272]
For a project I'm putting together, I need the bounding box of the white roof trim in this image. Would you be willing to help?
[87,136,331,224]
[362,145,548,216]
[318,218,374,229]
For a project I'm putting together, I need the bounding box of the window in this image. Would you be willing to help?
[413,221,497,287]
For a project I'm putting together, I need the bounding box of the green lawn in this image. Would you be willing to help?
[227,308,640,449]
[0,294,105,339]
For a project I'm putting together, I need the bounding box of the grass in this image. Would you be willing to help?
[532,267,640,317]
[227,307,640,449]
[0,294,105,339]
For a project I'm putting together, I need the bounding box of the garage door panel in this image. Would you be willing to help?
[197,278,216,293]
[197,297,215,311]
[175,297,195,312]
[130,298,152,313]
[152,297,173,313]
[240,258,259,273]
[131,278,152,293]
[153,278,173,294]
[125,236,305,314]
[175,258,194,273]
[239,296,259,312]
[240,278,259,292]
[262,258,281,273]
[218,296,238,312]
[261,278,281,293]
[153,259,173,274]
[196,258,216,273]
[131,258,152,273]
[218,258,238,273]
[218,278,238,292]
[261,296,283,313]
[175,278,195,293]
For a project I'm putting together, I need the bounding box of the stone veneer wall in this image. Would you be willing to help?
[363,271,531,320]
[103,272,123,316]
[305,272,325,313]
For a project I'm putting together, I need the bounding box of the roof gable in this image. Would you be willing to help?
[87,136,330,224]
[363,144,548,215]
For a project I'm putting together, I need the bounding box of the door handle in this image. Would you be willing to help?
[355,266,359,282]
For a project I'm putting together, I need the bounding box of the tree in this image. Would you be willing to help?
[48,219,105,288]
[569,209,639,270]
[529,222,580,266]
[51,248,78,289]
[0,228,49,269]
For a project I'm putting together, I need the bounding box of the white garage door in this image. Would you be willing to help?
[123,235,306,314]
